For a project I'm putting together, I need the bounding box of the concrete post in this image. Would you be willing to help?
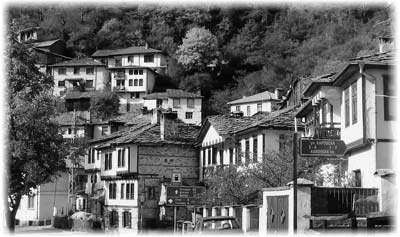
[221,207,227,216]
[242,206,250,233]
[211,207,217,217]
[229,207,235,217]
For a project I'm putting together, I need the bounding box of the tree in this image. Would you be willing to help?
[175,27,218,72]
[90,90,120,120]
[7,22,67,231]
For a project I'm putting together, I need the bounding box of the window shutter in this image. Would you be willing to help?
[128,212,132,228]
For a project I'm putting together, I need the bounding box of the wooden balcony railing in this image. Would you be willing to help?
[314,127,341,140]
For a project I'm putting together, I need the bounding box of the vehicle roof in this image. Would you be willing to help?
[203,216,237,221]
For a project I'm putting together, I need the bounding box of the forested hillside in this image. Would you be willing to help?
[9,3,393,115]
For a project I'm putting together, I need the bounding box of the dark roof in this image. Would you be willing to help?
[50,58,105,67]
[95,122,200,149]
[302,72,337,97]
[143,89,203,99]
[32,39,62,48]
[204,106,303,138]
[227,90,278,105]
[54,112,89,126]
[333,51,394,86]
[32,47,72,60]
[348,50,395,65]
[19,27,41,34]
[92,46,163,57]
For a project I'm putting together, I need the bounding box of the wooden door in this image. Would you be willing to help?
[267,195,288,233]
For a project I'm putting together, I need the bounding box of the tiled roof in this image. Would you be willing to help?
[92,46,162,57]
[54,112,89,126]
[206,106,303,136]
[33,39,62,48]
[227,90,278,105]
[50,58,105,67]
[302,72,337,97]
[143,89,203,99]
[95,122,200,149]
[19,26,41,34]
[348,50,395,65]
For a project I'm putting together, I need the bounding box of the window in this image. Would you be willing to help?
[229,148,233,164]
[134,79,138,86]
[139,69,143,75]
[129,69,133,75]
[321,99,327,125]
[130,92,140,99]
[86,67,94,75]
[86,80,93,88]
[74,67,80,75]
[247,106,251,116]
[236,106,240,112]
[147,187,156,200]
[105,153,113,170]
[279,134,285,153]
[187,98,194,108]
[185,112,193,119]
[262,134,266,154]
[28,195,35,209]
[353,170,361,187]
[253,136,258,161]
[109,183,116,199]
[351,82,357,124]
[118,149,125,167]
[68,128,72,134]
[219,150,223,165]
[257,103,262,112]
[128,56,133,63]
[139,79,143,86]
[344,87,350,127]
[129,79,133,86]
[58,68,66,75]
[202,149,206,166]
[123,211,132,228]
[245,139,250,163]
[172,173,182,183]
[207,149,211,166]
[383,75,396,121]
[126,183,135,199]
[115,58,122,67]
[88,149,92,164]
[144,54,154,63]
[110,210,119,227]
[102,126,109,136]
[134,69,138,75]
[173,98,181,108]
[212,148,217,164]
[116,80,125,87]
[91,148,95,163]
[120,183,125,200]
[58,80,65,87]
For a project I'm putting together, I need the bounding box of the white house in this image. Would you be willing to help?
[50,58,109,97]
[92,45,167,112]
[331,51,396,214]
[143,89,203,125]
[227,89,283,116]
[197,106,302,182]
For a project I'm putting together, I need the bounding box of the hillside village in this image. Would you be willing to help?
[8,4,396,235]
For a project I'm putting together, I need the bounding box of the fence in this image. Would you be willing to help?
[311,187,379,216]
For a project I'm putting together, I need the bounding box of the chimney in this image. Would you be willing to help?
[160,111,178,140]
[275,88,283,100]
[145,42,149,49]
[151,108,160,125]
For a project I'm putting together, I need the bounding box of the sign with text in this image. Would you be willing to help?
[166,186,205,206]
[300,139,346,157]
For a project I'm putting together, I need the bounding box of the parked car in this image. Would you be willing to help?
[196,216,242,234]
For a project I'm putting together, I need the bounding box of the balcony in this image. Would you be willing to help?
[114,73,125,80]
